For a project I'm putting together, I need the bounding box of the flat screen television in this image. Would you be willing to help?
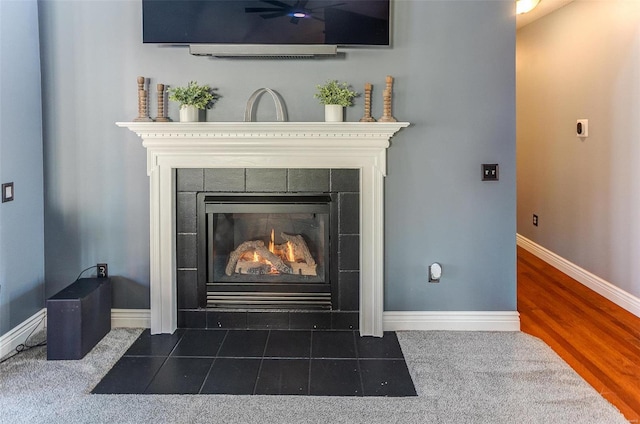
[142,0,391,47]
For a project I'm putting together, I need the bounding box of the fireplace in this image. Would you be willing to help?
[177,168,362,329]
[117,121,409,336]
[200,194,332,309]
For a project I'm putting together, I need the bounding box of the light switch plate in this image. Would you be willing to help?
[2,182,14,202]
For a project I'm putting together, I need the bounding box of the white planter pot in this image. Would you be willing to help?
[324,104,344,122]
[179,105,200,122]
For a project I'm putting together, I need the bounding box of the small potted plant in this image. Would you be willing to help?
[314,80,359,122]
[168,81,219,122]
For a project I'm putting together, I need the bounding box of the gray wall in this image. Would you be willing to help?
[517,1,640,299]
[0,0,45,337]
[39,0,516,312]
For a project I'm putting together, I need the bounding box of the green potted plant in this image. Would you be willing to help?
[168,81,218,122]
[314,80,359,122]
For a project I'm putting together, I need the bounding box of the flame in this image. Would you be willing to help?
[253,251,259,262]
[269,229,275,253]
[287,241,295,262]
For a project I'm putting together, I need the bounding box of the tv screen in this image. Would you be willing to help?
[142,0,390,46]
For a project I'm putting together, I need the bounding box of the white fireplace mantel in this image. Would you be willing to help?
[117,121,409,337]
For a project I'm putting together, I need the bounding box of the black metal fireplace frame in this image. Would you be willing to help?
[197,193,333,310]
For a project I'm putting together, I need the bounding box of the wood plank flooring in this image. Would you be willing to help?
[518,246,640,423]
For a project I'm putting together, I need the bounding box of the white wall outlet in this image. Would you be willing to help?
[428,262,442,283]
[577,119,588,137]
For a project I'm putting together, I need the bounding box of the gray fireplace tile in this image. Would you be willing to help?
[177,192,197,233]
[339,192,359,235]
[177,310,206,329]
[91,356,165,394]
[287,169,329,192]
[339,235,359,271]
[339,271,359,311]
[201,358,261,394]
[309,359,362,396]
[146,357,213,394]
[331,312,359,330]
[330,169,359,192]
[356,332,404,359]
[246,168,286,192]
[360,359,417,397]
[177,270,198,309]
[207,311,247,329]
[264,330,311,358]
[247,312,289,329]
[311,331,357,358]
[123,329,184,356]
[204,168,245,192]
[255,359,310,395]
[218,330,269,357]
[177,234,197,268]
[289,312,331,330]
[176,168,204,192]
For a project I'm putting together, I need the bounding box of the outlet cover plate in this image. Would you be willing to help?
[482,164,499,181]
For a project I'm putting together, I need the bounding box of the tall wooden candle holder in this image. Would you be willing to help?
[155,83,170,122]
[378,75,397,123]
[133,76,153,122]
[359,82,376,122]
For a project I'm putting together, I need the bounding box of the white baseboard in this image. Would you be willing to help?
[383,311,520,331]
[0,308,46,360]
[111,309,150,328]
[517,234,640,318]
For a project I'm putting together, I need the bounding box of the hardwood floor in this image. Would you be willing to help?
[518,246,640,423]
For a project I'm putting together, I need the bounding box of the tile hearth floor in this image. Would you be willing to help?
[92,329,417,397]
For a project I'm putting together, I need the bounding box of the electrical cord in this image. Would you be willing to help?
[0,264,97,366]
[0,315,47,365]
[74,265,98,282]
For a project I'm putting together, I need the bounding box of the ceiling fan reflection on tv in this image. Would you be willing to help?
[245,0,346,24]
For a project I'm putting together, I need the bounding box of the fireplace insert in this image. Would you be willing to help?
[198,194,331,309]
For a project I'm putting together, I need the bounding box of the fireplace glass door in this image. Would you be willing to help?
[199,195,331,309]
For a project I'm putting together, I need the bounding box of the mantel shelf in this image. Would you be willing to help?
[117,121,410,140]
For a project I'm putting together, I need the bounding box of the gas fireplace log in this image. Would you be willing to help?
[225,240,294,276]
[253,246,293,274]
[281,233,316,266]
[235,261,271,275]
[225,240,266,276]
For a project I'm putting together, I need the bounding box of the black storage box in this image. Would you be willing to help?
[47,277,111,360]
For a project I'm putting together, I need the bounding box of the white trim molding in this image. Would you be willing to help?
[117,122,410,337]
[517,234,640,318]
[111,309,151,329]
[383,311,520,332]
[0,308,46,360]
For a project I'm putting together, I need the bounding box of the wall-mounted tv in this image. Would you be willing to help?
[142,0,391,47]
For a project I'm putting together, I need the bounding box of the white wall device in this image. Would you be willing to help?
[577,119,588,137]
[429,262,443,282]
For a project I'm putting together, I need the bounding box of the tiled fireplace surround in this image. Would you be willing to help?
[118,122,409,337]
[175,167,361,330]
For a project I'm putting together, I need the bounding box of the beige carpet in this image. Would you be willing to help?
[0,328,628,424]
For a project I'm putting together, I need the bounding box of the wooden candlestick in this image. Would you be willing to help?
[134,76,153,122]
[378,75,397,122]
[155,83,170,122]
[359,82,376,122]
